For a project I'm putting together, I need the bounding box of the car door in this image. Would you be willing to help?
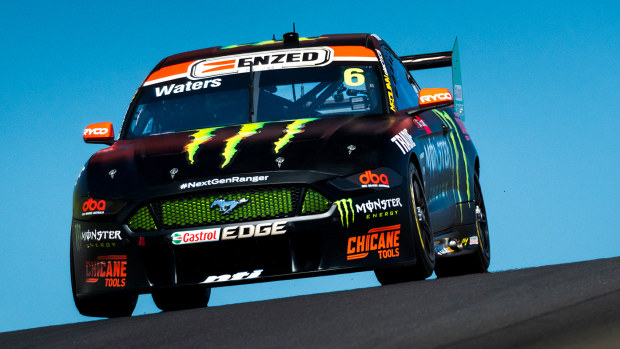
[382,47,458,232]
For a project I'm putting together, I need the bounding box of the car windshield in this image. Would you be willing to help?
[123,64,383,139]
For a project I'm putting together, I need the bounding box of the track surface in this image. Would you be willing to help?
[2,257,620,348]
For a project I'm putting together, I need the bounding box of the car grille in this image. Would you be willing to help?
[127,187,331,233]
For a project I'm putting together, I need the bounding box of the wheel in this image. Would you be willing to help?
[71,241,137,317]
[152,286,211,311]
[375,162,435,285]
[435,172,491,277]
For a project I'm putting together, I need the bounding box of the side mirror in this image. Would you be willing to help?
[83,122,115,145]
[418,88,453,108]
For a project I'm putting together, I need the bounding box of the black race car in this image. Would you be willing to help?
[71,32,490,317]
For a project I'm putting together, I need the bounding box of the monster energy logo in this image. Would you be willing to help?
[335,198,354,228]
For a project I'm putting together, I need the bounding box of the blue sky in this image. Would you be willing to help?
[1,0,619,332]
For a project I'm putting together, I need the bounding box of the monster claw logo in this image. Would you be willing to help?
[335,198,354,228]
[221,123,266,168]
[432,109,470,220]
[185,127,221,164]
[273,118,316,154]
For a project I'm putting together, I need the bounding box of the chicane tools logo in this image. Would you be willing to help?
[84,255,127,288]
[347,225,400,261]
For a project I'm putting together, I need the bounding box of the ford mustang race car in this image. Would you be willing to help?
[71,32,490,317]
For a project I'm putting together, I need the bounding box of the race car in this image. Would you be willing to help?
[71,32,490,317]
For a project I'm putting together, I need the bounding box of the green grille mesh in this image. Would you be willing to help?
[301,189,331,215]
[160,189,293,228]
[128,206,157,231]
[127,187,331,233]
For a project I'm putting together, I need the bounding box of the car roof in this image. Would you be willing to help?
[152,33,377,71]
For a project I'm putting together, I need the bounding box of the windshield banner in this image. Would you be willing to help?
[143,46,377,87]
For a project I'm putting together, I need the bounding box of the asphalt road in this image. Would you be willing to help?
[2,257,620,348]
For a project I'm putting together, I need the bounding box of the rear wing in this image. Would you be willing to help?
[401,38,464,120]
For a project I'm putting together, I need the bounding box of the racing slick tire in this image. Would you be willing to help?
[435,172,490,277]
[70,246,138,318]
[152,286,211,312]
[375,162,435,285]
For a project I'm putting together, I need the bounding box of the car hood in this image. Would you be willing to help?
[85,115,397,197]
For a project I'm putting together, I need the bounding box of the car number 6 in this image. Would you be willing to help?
[344,68,365,86]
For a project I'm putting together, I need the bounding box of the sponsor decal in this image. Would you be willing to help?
[375,50,388,76]
[384,75,396,112]
[83,122,114,142]
[435,246,455,256]
[364,210,399,220]
[185,127,223,165]
[172,228,221,245]
[85,255,127,288]
[430,109,471,219]
[80,229,122,248]
[419,92,452,104]
[201,269,263,284]
[273,118,316,154]
[143,46,377,87]
[154,78,221,98]
[391,129,415,155]
[80,230,121,242]
[469,235,479,245]
[335,198,354,228]
[461,237,470,247]
[413,116,431,134]
[340,168,403,191]
[423,138,453,174]
[454,116,470,140]
[221,123,266,168]
[189,48,333,80]
[86,242,118,249]
[185,119,318,166]
[347,225,400,260]
[179,175,269,190]
[454,84,463,101]
[354,198,402,214]
[73,223,83,252]
[220,221,287,240]
[358,170,389,189]
[84,127,110,136]
[210,198,248,214]
[82,198,106,216]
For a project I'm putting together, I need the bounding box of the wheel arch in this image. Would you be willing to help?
[408,153,423,184]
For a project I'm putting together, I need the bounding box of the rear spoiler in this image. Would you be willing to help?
[401,38,464,119]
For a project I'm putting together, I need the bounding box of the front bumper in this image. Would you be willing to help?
[71,180,418,296]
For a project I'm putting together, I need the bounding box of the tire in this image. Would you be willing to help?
[375,162,435,285]
[435,172,491,277]
[152,286,211,312]
[71,242,137,318]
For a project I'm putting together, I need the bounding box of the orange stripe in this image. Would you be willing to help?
[202,63,235,73]
[86,278,99,283]
[368,224,401,234]
[201,59,235,67]
[332,46,376,58]
[96,255,127,261]
[145,61,193,82]
[347,253,369,260]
